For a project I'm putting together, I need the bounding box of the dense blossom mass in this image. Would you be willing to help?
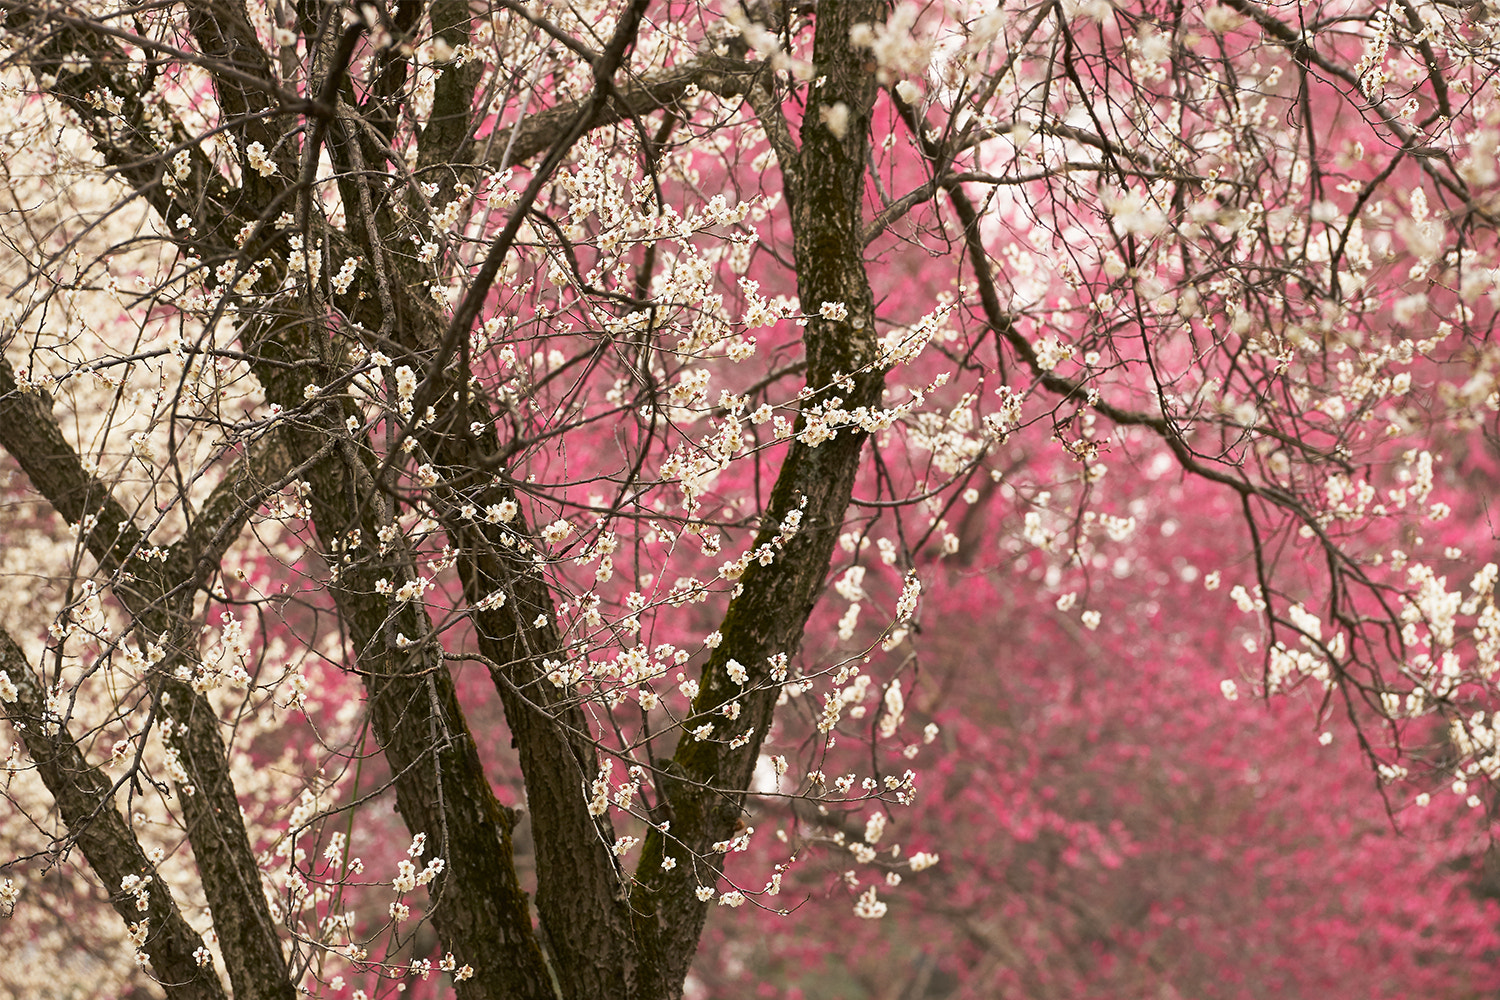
[1,0,1500,997]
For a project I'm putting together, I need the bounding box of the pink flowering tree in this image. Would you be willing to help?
[688,469,1500,998]
[1,1,1500,998]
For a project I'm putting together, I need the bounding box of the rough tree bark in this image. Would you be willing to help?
[0,1,899,998]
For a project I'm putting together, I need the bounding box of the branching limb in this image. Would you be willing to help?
[628,1,888,990]
[0,358,297,1000]
[0,627,228,1000]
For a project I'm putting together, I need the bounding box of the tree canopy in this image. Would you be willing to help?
[2,0,1500,997]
